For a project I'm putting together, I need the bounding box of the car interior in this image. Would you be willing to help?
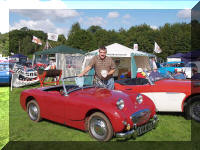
[115,78,149,85]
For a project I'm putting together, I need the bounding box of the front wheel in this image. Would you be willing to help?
[187,96,200,122]
[88,112,113,141]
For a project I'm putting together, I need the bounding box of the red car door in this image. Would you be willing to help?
[41,91,66,124]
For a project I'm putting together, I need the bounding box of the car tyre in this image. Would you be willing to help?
[187,96,200,122]
[88,112,113,141]
[27,100,42,122]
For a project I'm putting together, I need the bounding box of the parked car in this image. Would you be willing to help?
[0,62,11,84]
[158,61,185,76]
[20,75,159,141]
[115,74,200,122]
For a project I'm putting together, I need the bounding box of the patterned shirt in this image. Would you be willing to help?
[88,55,116,80]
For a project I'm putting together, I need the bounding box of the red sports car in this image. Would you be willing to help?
[20,75,159,141]
[115,74,200,122]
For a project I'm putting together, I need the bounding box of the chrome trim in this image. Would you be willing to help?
[116,115,159,139]
[130,109,151,124]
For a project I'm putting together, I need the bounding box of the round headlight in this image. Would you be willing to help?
[136,94,143,104]
[116,99,125,110]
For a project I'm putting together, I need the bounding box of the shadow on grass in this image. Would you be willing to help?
[40,119,136,142]
[157,112,185,117]
[41,118,87,134]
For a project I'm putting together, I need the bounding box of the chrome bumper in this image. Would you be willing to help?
[116,115,159,139]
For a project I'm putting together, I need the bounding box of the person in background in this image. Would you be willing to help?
[136,68,146,78]
[191,67,200,80]
[113,59,120,80]
[78,46,116,90]
[149,68,162,81]
[173,68,186,80]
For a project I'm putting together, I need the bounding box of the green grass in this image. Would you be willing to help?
[8,84,191,141]
[0,87,9,149]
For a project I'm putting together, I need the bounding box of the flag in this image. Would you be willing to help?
[48,33,58,41]
[32,36,42,45]
[154,42,162,53]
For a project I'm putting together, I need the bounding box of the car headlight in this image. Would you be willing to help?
[116,99,124,110]
[136,94,143,104]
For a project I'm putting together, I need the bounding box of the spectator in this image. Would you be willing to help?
[149,68,162,81]
[136,68,146,78]
[173,68,186,80]
[191,67,200,80]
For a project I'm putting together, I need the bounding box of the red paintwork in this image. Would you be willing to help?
[20,86,156,133]
[115,79,200,112]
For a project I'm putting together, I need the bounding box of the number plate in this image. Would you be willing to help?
[137,121,154,136]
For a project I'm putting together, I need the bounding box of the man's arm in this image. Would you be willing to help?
[78,66,92,77]
[107,69,115,76]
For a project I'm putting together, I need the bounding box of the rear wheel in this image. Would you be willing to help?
[187,96,200,122]
[88,112,113,141]
[27,100,42,122]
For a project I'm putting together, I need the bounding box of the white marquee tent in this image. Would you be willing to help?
[82,43,155,78]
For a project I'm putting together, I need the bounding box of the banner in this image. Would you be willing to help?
[48,33,58,41]
[154,42,162,53]
[32,36,42,45]
[133,44,138,51]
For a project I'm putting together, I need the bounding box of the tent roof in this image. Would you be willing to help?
[87,43,155,57]
[10,54,27,58]
[167,53,184,58]
[34,45,85,55]
[182,50,200,60]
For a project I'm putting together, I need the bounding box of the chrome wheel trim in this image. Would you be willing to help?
[191,101,200,121]
[28,103,39,121]
[90,116,108,140]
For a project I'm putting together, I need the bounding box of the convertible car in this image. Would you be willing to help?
[115,74,200,122]
[20,75,158,141]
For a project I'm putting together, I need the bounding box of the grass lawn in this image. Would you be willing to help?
[0,87,9,149]
[9,84,191,141]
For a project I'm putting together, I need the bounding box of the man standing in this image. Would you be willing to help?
[79,46,116,90]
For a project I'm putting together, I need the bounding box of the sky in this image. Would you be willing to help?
[0,0,199,38]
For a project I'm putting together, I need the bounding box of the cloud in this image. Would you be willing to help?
[177,9,191,19]
[79,17,106,27]
[0,0,68,33]
[123,14,131,19]
[11,9,79,22]
[107,11,119,18]
[150,25,158,30]
[10,19,69,37]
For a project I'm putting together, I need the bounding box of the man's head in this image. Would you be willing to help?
[99,46,107,60]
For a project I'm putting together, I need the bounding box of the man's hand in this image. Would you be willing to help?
[78,66,92,77]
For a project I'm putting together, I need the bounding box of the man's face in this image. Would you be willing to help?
[99,49,107,59]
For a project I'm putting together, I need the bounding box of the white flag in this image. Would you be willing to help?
[32,36,42,45]
[48,33,58,41]
[133,44,138,51]
[154,42,162,53]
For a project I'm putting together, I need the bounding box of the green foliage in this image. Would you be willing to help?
[0,33,9,56]
[0,22,193,60]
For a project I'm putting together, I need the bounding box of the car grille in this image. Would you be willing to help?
[130,109,151,125]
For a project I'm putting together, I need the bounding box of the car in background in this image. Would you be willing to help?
[0,62,11,85]
[20,75,158,141]
[115,74,200,122]
[158,61,185,76]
